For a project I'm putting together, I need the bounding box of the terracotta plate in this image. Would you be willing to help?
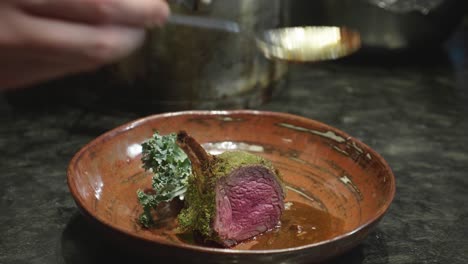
[67,110,395,263]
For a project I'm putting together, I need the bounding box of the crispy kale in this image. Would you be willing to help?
[137,132,191,227]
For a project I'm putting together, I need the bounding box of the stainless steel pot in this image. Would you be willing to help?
[109,0,288,111]
[284,0,466,51]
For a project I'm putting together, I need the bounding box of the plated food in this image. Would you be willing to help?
[137,131,285,247]
[67,110,395,263]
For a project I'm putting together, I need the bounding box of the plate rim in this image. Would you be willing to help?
[67,110,396,254]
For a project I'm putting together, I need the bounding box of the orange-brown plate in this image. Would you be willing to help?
[67,110,395,263]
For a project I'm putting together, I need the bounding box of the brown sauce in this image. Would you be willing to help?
[174,201,344,250]
[235,201,344,250]
[138,181,345,250]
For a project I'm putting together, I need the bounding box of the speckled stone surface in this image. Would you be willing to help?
[1,23,468,264]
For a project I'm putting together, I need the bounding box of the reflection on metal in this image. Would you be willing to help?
[257,26,361,62]
[167,13,360,63]
[168,14,240,32]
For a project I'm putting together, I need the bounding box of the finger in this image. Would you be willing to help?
[17,0,170,27]
[11,8,146,68]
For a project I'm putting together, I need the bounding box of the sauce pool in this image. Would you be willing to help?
[175,201,344,250]
[235,201,344,250]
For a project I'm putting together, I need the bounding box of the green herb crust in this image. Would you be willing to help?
[177,150,282,239]
[137,131,283,244]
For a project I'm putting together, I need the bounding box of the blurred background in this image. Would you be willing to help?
[286,0,467,52]
[2,0,467,114]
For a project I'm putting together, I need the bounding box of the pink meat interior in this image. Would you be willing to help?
[213,165,284,247]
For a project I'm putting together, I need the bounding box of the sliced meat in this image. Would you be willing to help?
[176,131,285,247]
[214,165,284,247]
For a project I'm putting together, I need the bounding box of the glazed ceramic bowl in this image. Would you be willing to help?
[67,110,395,263]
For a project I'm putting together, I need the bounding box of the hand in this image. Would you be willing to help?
[0,0,170,90]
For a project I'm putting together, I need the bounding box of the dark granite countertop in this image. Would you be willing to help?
[1,20,468,264]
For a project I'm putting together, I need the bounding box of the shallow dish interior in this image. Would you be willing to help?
[68,111,394,258]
